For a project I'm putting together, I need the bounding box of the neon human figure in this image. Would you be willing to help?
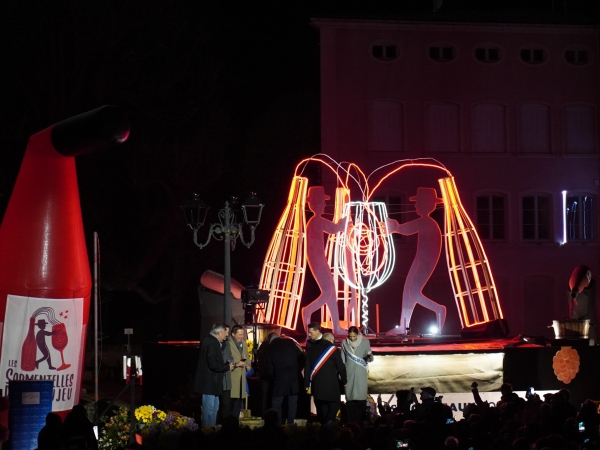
[386,187,446,335]
[302,186,347,336]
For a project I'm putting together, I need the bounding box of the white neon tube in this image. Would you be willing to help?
[562,190,567,245]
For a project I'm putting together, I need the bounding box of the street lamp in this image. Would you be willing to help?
[181,192,264,325]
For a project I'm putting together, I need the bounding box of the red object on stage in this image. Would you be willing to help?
[0,106,129,415]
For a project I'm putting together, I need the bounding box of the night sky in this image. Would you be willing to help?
[1,0,599,343]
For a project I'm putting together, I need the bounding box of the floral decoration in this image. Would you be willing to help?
[98,404,198,450]
[246,339,254,360]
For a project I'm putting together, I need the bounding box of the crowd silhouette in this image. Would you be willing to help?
[167,383,599,450]
[36,378,600,450]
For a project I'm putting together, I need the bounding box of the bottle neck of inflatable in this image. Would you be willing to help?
[0,106,129,417]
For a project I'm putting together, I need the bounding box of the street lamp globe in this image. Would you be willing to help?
[242,192,264,226]
[181,193,209,230]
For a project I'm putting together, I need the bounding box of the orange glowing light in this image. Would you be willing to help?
[438,177,503,328]
[258,176,308,329]
[367,159,452,200]
[322,187,360,330]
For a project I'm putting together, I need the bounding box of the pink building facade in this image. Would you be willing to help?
[313,18,600,338]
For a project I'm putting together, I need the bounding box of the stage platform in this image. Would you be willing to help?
[142,334,600,419]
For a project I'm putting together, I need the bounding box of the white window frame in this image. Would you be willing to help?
[521,193,553,241]
[475,193,508,241]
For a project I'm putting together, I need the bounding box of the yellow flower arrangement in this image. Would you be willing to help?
[100,404,198,449]
[246,339,254,360]
[135,404,157,424]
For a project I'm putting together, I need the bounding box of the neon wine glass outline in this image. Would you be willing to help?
[336,201,395,332]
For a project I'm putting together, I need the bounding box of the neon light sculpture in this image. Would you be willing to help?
[259,155,505,336]
[322,187,360,330]
[301,186,348,335]
[258,176,308,329]
[260,156,366,330]
[336,201,395,332]
[384,188,446,335]
[438,176,504,329]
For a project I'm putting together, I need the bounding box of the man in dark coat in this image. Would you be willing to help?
[256,332,278,416]
[411,386,437,421]
[219,324,233,420]
[304,332,347,424]
[194,323,241,426]
[266,333,304,424]
[305,322,323,350]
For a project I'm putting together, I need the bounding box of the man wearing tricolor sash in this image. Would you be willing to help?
[304,332,347,424]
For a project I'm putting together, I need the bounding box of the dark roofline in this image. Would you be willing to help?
[312,7,600,27]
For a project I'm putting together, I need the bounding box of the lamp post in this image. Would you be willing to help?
[181,193,264,325]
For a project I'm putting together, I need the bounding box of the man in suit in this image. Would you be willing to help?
[306,322,323,350]
[266,333,304,424]
[193,323,242,426]
[256,332,278,416]
[229,325,251,419]
[304,332,347,424]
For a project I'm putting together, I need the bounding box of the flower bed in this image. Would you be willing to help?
[99,404,198,450]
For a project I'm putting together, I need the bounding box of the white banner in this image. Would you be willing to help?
[367,353,504,393]
[0,295,83,411]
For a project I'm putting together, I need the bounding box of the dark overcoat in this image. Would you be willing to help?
[222,338,233,390]
[266,336,304,396]
[193,334,230,395]
[304,339,347,402]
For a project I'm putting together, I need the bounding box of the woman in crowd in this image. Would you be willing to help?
[341,326,374,423]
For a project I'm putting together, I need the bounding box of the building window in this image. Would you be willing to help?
[368,101,403,152]
[522,195,551,241]
[426,102,460,152]
[475,47,500,63]
[565,49,589,65]
[472,103,506,153]
[563,104,595,154]
[519,103,551,153]
[566,194,594,241]
[476,195,506,240]
[372,45,398,61]
[429,46,455,62]
[520,48,546,64]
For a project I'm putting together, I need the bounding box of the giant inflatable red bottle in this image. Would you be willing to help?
[0,106,129,415]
